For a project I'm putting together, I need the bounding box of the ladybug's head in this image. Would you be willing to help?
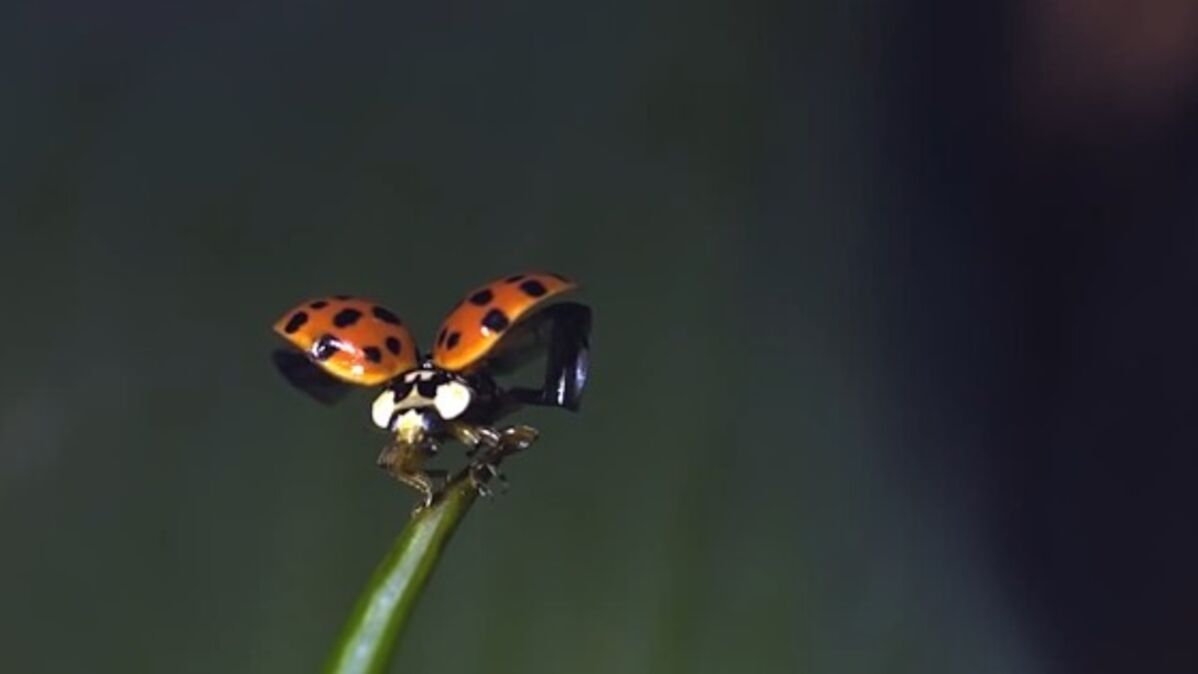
[370,368,474,440]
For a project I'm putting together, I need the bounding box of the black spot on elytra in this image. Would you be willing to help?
[313,334,339,360]
[283,311,308,334]
[385,336,402,355]
[363,346,382,363]
[372,306,401,325]
[437,327,448,346]
[519,279,547,297]
[505,274,526,283]
[333,308,362,328]
[481,309,510,332]
[469,289,493,306]
[446,331,461,349]
[309,300,328,309]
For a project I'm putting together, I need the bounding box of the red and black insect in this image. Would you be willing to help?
[271,272,591,505]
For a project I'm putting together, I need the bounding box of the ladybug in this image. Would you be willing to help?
[271,272,591,506]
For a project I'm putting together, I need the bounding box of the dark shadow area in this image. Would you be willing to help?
[880,2,1198,672]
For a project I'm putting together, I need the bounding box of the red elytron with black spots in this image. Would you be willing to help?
[271,272,590,505]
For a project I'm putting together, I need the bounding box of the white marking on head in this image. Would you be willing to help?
[371,390,397,429]
[433,381,472,420]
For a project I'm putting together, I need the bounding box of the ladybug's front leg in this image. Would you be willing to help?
[447,422,502,459]
[376,440,446,510]
[446,422,539,495]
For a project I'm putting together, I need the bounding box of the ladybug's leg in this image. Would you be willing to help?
[376,440,446,509]
[446,422,539,494]
[468,425,538,495]
[447,422,502,457]
[493,425,539,458]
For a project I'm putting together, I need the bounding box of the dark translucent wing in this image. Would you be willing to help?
[271,349,354,405]
[494,302,591,411]
[539,302,591,410]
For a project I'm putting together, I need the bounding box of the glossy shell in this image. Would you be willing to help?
[272,296,419,385]
[431,272,577,372]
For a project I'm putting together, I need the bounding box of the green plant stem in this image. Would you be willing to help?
[322,477,478,674]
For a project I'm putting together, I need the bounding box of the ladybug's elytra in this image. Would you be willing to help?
[271,272,591,506]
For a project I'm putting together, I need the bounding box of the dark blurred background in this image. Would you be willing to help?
[1,2,1195,673]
